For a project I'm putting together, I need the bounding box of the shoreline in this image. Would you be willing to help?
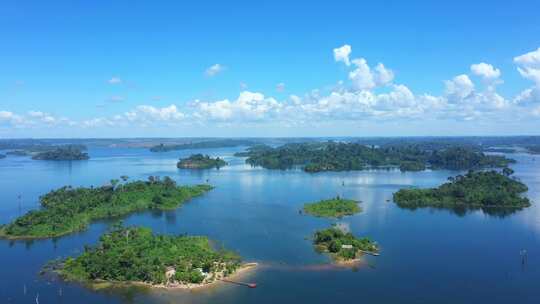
[86,262,258,291]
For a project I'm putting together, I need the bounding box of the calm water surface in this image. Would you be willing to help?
[0,147,539,303]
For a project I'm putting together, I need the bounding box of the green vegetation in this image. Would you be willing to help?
[238,142,514,172]
[303,197,361,218]
[57,225,241,286]
[313,227,378,262]
[32,145,89,160]
[393,170,531,215]
[0,176,212,239]
[177,154,227,169]
[150,139,255,152]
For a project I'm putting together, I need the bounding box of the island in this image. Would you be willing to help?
[237,142,515,172]
[54,225,253,289]
[32,145,89,160]
[177,154,227,169]
[0,153,5,159]
[313,226,378,263]
[303,197,361,218]
[150,139,255,152]
[393,169,531,215]
[0,176,212,239]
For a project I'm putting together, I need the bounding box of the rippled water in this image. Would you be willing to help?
[1,147,539,303]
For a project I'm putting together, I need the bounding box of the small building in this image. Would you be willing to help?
[341,244,353,249]
[165,266,176,280]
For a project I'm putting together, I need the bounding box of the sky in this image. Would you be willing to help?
[1,0,540,138]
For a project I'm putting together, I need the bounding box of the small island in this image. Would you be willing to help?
[0,176,212,239]
[32,145,89,161]
[177,154,227,169]
[55,225,252,289]
[0,153,5,159]
[393,169,531,214]
[313,227,378,263]
[303,197,361,218]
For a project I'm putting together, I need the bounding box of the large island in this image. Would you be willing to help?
[393,169,531,215]
[303,197,361,218]
[177,154,227,169]
[0,176,212,239]
[313,227,378,263]
[237,142,514,172]
[56,225,251,289]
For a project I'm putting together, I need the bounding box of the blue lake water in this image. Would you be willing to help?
[1,147,539,303]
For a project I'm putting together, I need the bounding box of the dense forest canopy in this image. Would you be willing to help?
[150,139,255,152]
[58,225,241,286]
[237,142,514,172]
[313,227,378,262]
[32,145,89,161]
[0,176,212,239]
[177,154,227,169]
[303,197,361,218]
[393,170,531,215]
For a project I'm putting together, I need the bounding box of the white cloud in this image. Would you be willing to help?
[333,44,352,66]
[194,91,283,121]
[126,105,184,122]
[205,64,225,77]
[276,82,286,92]
[470,62,501,81]
[445,74,474,100]
[514,47,540,85]
[348,58,393,90]
[373,63,394,86]
[349,58,375,90]
[108,77,122,84]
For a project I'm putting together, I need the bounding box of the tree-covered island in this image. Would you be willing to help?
[177,154,227,169]
[393,169,531,215]
[54,225,251,289]
[0,176,212,239]
[303,197,361,218]
[313,226,378,263]
[237,142,514,172]
[32,145,89,160]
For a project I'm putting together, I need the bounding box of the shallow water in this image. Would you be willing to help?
[0,147,539,303]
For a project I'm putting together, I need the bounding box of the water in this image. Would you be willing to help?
[1,147,539,303]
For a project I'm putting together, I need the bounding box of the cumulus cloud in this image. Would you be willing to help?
[513,48,540,104]
[333,44,352,66]
[348,58,394,90]
[514,47,540,85]
[445,74,474,100]
[205,64,225,77]
[194,91,283,121]
[108,77,122,84]
[470,62,501,82]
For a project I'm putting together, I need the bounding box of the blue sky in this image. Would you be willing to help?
[1,1,540,138]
